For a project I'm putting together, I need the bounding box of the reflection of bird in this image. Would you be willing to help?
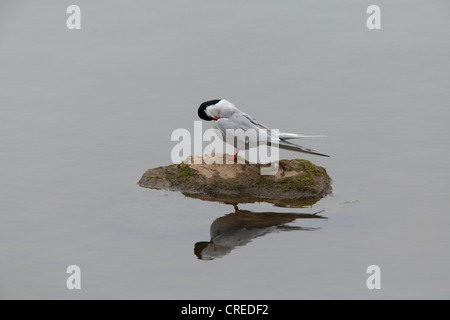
[194,208,326,260]
[198,99,329,160]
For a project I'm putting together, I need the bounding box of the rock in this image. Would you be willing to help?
[138,154,332,207]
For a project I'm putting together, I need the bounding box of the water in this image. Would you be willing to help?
[1,0,449,299]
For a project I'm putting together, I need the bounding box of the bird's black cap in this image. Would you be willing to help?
[198,99,221,121]
[194,241,214,260]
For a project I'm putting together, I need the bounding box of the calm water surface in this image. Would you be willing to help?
[1,0,449,299]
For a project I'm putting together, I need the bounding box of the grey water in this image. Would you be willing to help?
[1,0,449,299]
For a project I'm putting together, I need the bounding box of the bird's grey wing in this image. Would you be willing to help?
[217,115,329,157]
[216,114,263,133]
[240,112,328,141]
[215,116,272,148]
[236,113,286,144]
[240,112,271,131]
[240,113,317,141]
[278,139,330,157]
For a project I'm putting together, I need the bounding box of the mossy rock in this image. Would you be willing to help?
[138,154,332,207]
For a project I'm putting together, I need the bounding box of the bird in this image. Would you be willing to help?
[197,99,329,159]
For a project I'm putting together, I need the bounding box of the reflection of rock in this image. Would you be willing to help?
[183,192,319,208]
[194,208,326,260]
[138,154,332,206]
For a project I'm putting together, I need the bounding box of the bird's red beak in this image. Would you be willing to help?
[214,116,220,120]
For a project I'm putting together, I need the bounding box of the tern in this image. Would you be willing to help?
[198,99,329,159]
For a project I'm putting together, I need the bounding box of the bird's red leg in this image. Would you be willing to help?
[234,148,239,160]
[226,148,239,162]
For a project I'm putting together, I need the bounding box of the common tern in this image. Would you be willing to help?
[198,99,329,159]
